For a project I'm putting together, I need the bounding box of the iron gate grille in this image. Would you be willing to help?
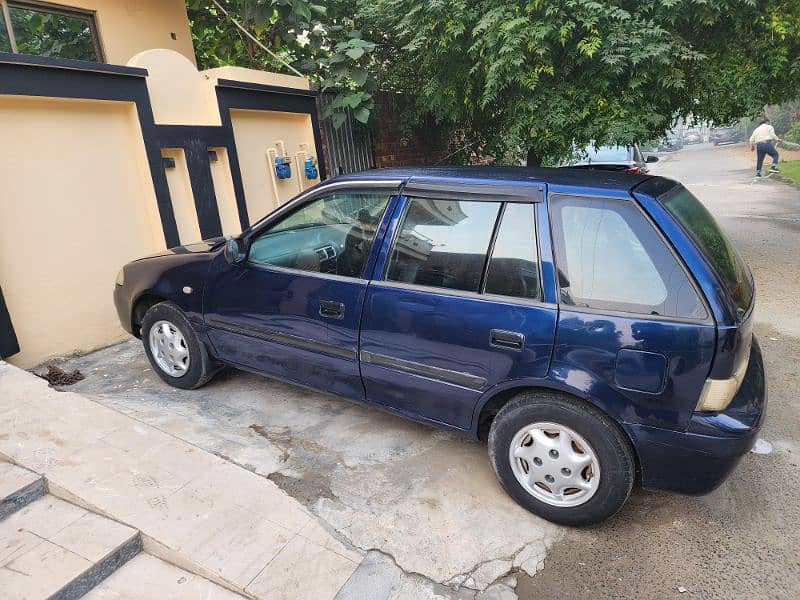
[321,93,375,175]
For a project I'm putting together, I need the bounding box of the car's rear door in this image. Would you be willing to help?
[203,181,400,400]
[547,192,716,431]
[359,181,558,430]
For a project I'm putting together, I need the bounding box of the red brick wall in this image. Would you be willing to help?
[371,92,451,168]
[315,99,333,179]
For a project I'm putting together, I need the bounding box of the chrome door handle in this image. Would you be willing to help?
[319,300,344,319]
[490,329,524,351]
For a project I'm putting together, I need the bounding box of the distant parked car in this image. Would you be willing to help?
[658,133,684,152]
[114,166,765,526]
[562,144,658,174]
[683,130,703,144]
[711,127,743,146]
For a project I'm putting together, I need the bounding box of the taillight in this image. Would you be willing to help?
[695,336,752,412]
[624,166,641,174]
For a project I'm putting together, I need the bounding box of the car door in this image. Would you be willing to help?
[359,181,558,430]
[547,193,716,430]
[203,183,399,400]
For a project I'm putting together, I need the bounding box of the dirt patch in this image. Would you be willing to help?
[733,142,800,163]
[249,424,291,462]
[37,365,85,386]
[267,471,336,508]
[248,424,328,463]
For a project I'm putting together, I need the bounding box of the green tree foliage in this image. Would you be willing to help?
[357,0,800,164]
[765,100,800,135]
[187,0,375,125]
[784,121,800,143]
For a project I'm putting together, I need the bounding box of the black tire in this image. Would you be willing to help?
[488,390,635,526]
[141,302,218,390]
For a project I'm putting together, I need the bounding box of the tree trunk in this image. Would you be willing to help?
[526,148,542,167]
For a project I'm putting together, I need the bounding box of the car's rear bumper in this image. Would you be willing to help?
[624,336,767,495]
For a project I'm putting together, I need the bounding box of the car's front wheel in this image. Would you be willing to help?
[141,302,218,389]
[488,390,635,526]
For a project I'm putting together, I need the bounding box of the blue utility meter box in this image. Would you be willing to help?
[304,156,318,180]
[274,156,292,179]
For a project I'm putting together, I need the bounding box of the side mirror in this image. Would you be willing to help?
[224,237,247,265]
[645,155,659,163]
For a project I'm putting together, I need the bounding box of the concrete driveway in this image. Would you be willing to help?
[51,143,799,599]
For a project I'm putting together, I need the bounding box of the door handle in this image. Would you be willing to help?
[319,300,344,319]
[490,329,524,351]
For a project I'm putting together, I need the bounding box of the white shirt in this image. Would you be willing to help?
[750,124,779,144]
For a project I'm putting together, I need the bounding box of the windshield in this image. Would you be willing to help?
[662,187,754,315]
[580,146,630,163]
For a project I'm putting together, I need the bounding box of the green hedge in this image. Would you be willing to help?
[784,123,800,144]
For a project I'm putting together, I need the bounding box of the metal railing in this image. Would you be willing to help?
[320,93,375,175]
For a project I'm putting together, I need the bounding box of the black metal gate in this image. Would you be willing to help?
[0,285,19,359]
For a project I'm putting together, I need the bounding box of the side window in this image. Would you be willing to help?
[484,203,541,300]
[385,198,500,292]
[248,192,391,278]
[550,195,707,319]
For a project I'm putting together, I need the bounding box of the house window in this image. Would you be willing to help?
[0,1,102,62]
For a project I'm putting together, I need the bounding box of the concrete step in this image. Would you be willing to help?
[85,553,245,599]
[0,462,44,520]
[0,494,140,600]
[0,363,362,598]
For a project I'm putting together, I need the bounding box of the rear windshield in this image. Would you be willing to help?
[581,146,630,162]
[662,187,754,314]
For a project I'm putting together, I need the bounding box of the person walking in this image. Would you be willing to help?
[749,117,781,177]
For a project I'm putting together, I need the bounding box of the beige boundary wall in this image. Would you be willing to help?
[0,96,165,366]
[230,109,319,218]
[1,15,323,367]
[130,49,321,234]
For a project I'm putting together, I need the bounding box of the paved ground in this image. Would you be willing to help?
[521,143,800,599]
[0,363,361,599]
[48,144,799,599]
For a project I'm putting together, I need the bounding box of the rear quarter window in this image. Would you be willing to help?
[550,195,707,320]
[661,187,754,315]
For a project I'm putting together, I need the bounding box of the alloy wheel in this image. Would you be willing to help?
[508,421,600,508]
[148,320,190,377]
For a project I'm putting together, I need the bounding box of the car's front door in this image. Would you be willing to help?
[204,185,397,400]
[359,183,558,430]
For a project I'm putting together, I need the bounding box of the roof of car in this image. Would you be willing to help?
[325,165,655,193]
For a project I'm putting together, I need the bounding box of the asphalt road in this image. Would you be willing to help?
[50,143,799,599]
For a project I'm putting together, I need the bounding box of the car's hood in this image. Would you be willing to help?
[134,236,227,261]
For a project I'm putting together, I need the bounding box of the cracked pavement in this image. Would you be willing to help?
[47,143,799,599]
[49,339,560,598]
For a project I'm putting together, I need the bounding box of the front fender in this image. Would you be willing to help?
[115,251,218,335]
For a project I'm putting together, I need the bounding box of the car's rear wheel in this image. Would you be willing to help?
[141,302,218,389]
[488,390,635,526]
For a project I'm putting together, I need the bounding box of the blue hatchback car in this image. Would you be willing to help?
[114,167,766,525]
